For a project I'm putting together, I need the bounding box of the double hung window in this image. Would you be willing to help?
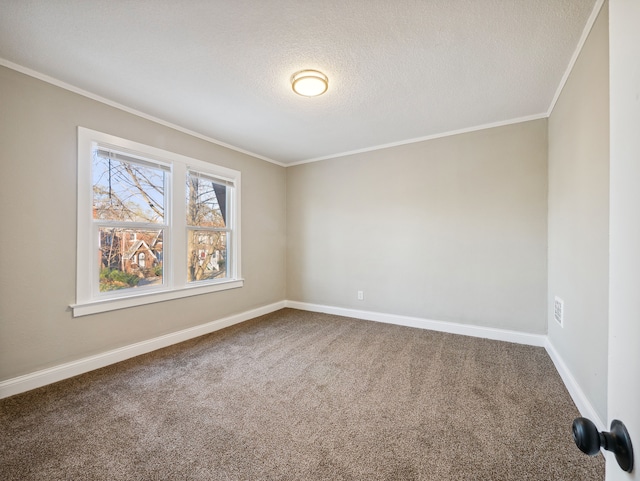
[74,127,242,316]
[186,171,232,283]
[92,149,168,292]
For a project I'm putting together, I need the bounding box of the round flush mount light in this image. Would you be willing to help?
[291,69,328,97]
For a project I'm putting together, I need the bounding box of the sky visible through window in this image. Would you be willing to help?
[92,153,165,223]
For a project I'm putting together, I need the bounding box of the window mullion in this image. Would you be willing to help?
[171,162,187,287]
[229,176,240,279]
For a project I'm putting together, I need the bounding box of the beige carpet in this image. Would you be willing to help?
[0,308,604,480]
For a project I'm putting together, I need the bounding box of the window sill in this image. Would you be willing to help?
[70,279,244,317]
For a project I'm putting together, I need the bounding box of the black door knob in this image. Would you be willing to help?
[572,417,634,473]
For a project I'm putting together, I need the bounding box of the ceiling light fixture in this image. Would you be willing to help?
[291,70,328,97]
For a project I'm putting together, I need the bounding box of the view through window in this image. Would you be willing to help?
[93,151,167,292]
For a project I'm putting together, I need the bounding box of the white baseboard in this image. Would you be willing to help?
[1,298,602,429]
[0,301,286,400]
[544,339,606,431]
[285,300,547,347]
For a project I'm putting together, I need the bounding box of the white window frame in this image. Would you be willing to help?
[186,169,234,284]
[72,127,242,317]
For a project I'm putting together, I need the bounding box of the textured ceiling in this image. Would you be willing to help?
[0,0,598,165]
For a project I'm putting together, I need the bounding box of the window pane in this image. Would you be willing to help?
[99,228,163,292]
[186,172,226,227]
[93,153,165,223]
[187,230,227,282]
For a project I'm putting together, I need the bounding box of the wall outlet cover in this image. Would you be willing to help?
[554,296,564,326]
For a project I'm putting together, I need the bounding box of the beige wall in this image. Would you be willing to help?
[0,67,287,381]
[547,4,609,421]
[287,120,548,333]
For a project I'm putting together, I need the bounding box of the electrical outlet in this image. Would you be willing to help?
[554,296,564,326]
[357,290,364,301]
